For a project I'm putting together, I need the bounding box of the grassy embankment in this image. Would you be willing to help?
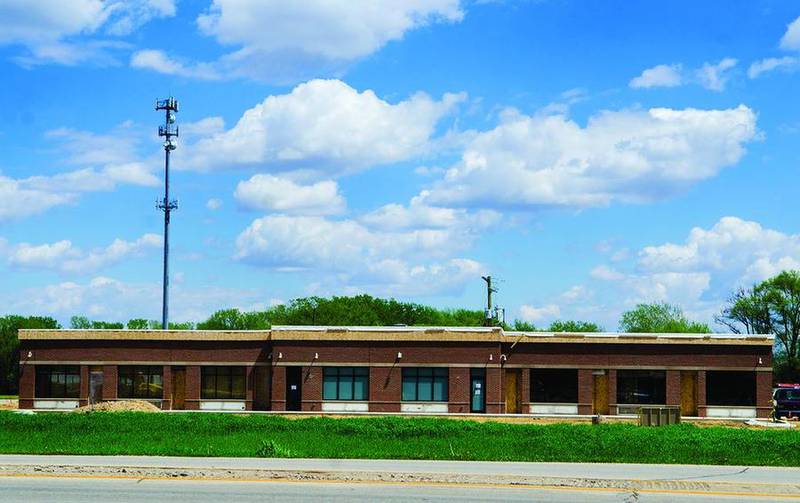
[0,411,797,466]
[0,396,16,399]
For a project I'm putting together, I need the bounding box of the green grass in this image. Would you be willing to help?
[0,411,798,466]
[0,395,17,399]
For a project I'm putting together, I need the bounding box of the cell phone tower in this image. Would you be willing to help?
[155,97,179,330]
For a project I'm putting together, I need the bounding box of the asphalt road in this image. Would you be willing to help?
[0,476,790,502]
[1,455,798,484]
[1,456,798,502]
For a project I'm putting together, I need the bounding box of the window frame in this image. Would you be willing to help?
[117,366,164,400]
[201,366,246,400]
[322,367,369,401]
[401,367,448,402]
[35,365,81,399]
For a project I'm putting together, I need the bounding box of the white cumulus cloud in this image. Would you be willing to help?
[420,105,757,210]
[4,234,162,274]
[629,64,683,88]
[747,56,798,78]
[235,174,346,215]
[519,304,561,322]
[0,0,175,66]
[695,58,738,91]
[234,213,485,296]
[780,15,800,51]
[183,79,464,178]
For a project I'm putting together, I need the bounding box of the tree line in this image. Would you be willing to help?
[2,271,800,394]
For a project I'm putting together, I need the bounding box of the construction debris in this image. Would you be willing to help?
[74,401,161,413]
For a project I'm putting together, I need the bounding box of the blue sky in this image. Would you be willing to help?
[1,0,800,329]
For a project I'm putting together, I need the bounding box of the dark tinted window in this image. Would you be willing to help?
[35,365,80,398]
[118,366,163,399]
[201,366,246,399]
[531,369,578,403]
[617,370,666,405]
[707,371,755,406]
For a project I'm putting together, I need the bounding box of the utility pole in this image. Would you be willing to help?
[156,97,179,329]
[481,275,498,327]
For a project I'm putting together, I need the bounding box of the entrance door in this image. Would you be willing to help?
[286,367,302,411]
[504,369,521,413]
[89,367,103,404]
[593,372,609,414]
[680,371,697,416]
[171,367,186,410]
[470,369,486,413]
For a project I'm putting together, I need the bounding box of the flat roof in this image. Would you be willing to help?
[18,326,775,346]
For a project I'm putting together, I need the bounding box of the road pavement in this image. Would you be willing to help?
[0,456,798,502]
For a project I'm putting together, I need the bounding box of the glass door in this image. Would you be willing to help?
[470,369,485,413]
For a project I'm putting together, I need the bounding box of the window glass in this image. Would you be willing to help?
[402,367,448,402]
[201,366,246,399]
[531,369,579,403]
[707,371,755,406]
[616,370,666,405]
[322,367,369,400]
[118,366,163,399]
[35,366,81,398]
[353,370,369,401]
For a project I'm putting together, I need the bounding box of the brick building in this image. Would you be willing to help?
[18,326,774,418]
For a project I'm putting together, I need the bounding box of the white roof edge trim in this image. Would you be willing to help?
[270,325,498,332]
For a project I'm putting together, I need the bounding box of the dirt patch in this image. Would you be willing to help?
[0,400,18,410]
[74,400,161,413]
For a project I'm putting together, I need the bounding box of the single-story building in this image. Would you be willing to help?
[18,326,774,418]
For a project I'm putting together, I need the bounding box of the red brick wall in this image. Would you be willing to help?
[697,370,707,417]
[666,370,680,406]
[301,365,322,411]
[368,366,401,412]
[607,369,617,411]
[185,366,200,410]
[270,365,286,411]
[162,366,172,410]
[519,368,531,412]
[487,366,503,413]
[577,369,593,415]
[756,371,773,418]
[448,367,470,413]
[18,363,34,409]
[102,365,117,401]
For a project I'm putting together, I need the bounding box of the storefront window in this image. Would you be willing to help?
[402,368,448,401]
[531,369,578,403]
[118,366,163,399]
[323,367,369,400]
[616,370,666,404]
[35,365,80,398]
[201,366,246,399]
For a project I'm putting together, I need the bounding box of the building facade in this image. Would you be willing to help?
[18,326,774,418]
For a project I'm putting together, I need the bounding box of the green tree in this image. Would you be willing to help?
[619,302,710,333]
[548,320,602,332]
[196,309,271,330]
[717,271,800,381]
[70,316,123,329]
[0,315,60,394]
[126,319,150,330]
[508,320,536,331]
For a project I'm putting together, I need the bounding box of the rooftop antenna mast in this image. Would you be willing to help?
[155,97,179,329]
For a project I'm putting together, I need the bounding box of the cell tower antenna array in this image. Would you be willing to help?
[155,97,179,330]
